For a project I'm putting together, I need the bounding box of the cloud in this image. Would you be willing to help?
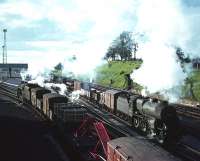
[0,0,199,83]
[0,0,136,64]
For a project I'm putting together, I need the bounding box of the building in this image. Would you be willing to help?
[0,63,28,80]
[192,58,200,69]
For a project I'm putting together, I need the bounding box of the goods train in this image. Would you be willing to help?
[73,80,182,145]
[16,82,180,161]
[17,83,86,122]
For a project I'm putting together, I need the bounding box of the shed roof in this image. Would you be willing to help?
[0,63,28,68]
[108,137,180,161]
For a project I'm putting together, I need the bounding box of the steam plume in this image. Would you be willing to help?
[131,0,200,101]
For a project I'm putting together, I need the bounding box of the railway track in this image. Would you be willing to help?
[0,83,47,121]
[78,98,134,137]
[0,82,127,138]
[175,144,200,161]
[79,97,200,161]
[173,103,200,119]
[1,82,200,161]
[90,83,200,120]
[0,84,19,104]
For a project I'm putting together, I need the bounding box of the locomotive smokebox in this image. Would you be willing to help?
[161,104,178,124]
[136,98,166,119]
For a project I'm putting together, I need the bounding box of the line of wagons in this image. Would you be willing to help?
[73,80,182,145]
[17,83,87,122]
[16,82,181,161]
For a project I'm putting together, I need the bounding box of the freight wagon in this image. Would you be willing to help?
[43,93,68,120]
[19,83,39,102]
[107,137,180,161]
[31,87,51,107]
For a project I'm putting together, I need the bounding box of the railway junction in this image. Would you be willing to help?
[0,78,199,161]
[0,1,200,160]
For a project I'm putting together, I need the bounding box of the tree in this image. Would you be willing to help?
[175,47,191,72]
[50,63,63,82]
[176,47,191,63]
[118,31,133,60]
[54,63,63,71]
[105,31,134,61]
[133,42,138,60]
[105,46,116,60]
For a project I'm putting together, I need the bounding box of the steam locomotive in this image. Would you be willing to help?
[73,80,182,145]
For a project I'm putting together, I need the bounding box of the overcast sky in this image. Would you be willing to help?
[0,0,199,71]
[0,0,135,67]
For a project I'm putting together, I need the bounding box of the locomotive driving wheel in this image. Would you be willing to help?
[139,120,147,132]
[133,117,140,128]
[155,120,167,144]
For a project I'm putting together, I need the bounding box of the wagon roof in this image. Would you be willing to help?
[31,87,43,92]
[105,89,126,95]
[108,137,180,161]
[43,93,66,99]
[31,87,50,92]
[26,83,40,88]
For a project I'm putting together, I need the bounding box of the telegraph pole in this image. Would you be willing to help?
[2,45,4,64]
[2,29,7,64]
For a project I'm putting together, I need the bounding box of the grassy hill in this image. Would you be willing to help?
[94,61,200,102]
[182,70,200,101]
[94,60,142,90]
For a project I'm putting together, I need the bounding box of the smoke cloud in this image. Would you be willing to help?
[131,0,200,101]
[19,0,136,83]
[17,0,200,102]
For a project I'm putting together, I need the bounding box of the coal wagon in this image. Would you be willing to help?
[43,93,68,120]
[31,87,51,107]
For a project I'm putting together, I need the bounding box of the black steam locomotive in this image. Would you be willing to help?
[73,80,182,145]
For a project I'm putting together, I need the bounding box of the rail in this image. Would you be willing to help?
[79,97,200,161]
[82,82,200,120]
[0,83,47,121]
[1,81,199,161]
[78,97,135,137]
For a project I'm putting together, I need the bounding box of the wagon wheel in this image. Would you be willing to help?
[133,117,140,128]
[155,120,167,144]
[139,120,147,132]
[124,115,128,121]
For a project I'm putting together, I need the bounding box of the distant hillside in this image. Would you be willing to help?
[94,60,200,102]
[182,70,200,101]
[94,60,142,90]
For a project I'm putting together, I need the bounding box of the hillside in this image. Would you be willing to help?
[182,70,200,101]
[94,60,142,90]
[94,61,200,102]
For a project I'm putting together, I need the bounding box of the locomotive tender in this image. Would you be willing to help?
[73,80,182,145]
